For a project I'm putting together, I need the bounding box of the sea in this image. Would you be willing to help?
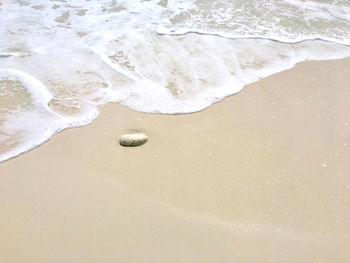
[0,0,350,162]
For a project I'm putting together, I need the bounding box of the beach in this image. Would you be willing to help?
[1,58,350,262]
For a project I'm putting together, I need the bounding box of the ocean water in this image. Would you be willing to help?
[0,0,350,162]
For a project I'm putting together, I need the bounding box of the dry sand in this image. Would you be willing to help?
[1,58,350,262]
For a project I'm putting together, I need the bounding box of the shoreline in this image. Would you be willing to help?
[1,58,350,262]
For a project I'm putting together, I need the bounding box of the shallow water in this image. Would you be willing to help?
[0,0,350,162]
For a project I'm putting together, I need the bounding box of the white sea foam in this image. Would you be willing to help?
[159,0,350,45]
[0,0,350,162]
[0,69,101,162]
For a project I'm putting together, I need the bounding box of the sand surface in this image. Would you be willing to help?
[1,58,350,262]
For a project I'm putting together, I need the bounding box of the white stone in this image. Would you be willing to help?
[119,133,148,147]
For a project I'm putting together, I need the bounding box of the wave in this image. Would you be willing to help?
[1,0,350,162]
[156,26,350,46]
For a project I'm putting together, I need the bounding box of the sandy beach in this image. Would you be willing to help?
[1,58,350,262]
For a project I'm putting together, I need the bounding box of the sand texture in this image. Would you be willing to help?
[1,58,350,262]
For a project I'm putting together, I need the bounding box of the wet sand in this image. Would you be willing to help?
[1,58,350,262]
